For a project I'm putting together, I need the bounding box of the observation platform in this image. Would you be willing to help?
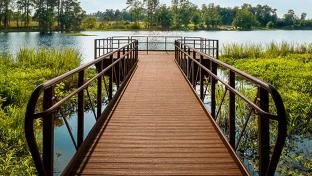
[24,37,286,176]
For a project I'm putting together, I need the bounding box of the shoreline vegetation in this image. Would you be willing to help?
[1,1,312,33]
[0,48,81,175]
[0,43,311,175]
[221,43,312,175]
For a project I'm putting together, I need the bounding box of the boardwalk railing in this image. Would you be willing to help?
[25,40,138,175]
[175,40,287,176]
[95,36,218,55]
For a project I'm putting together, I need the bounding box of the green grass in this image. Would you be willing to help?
[221,42,312,175]
[0,48,81,175]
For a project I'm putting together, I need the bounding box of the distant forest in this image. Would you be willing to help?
[86,0,312,30]
[0,0,85,33]
[1,0,312,32]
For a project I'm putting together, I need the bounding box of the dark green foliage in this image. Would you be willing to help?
[202,3,222,29]
[232,8,258,30]
[155,5,172,29]
[0,48,81,174]
[221,43,312,175]
[82,17,97,29]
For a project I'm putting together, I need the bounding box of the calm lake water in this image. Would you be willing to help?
[1,30,312,63]
[1,30,311,175]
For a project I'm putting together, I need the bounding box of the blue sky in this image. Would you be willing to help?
[80,0,312,18]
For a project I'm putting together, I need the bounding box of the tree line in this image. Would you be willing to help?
[88,0,312,30]
[1,0,312,32]
[0,0,85,33]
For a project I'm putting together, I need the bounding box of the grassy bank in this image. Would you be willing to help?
[0,48,81,175]
[221,42,312,175]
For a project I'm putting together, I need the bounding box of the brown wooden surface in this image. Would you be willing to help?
[75,52,243,175]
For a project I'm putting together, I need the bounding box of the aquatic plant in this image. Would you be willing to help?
[0,48,81,175]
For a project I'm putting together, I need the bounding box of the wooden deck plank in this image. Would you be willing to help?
[75,52,243,175]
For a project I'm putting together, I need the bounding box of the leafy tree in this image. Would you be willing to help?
[177,0,193,29]
[191,7,202,29]
[114,9,122,22]
[219,7,235,25]
[254,4,277,27]
[232,8,258,30]
[155,4,172,29]
[82,16,96,29]
[283,9,297,27]
[202,3,221,29]
[144,0,159,28]
[33,0,49,32]
[171,0,178,28]
[128,0,144,25]
[59,0,85,32]
[0,0,12,29]
[299,12,307,27]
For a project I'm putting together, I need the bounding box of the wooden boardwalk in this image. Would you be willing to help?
[74,52,244,175]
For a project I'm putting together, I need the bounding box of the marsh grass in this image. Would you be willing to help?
[221,42,312,175]
[222,42,312,59]
[0,48,81,175]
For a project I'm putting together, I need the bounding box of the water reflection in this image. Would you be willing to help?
[1,30,312,63]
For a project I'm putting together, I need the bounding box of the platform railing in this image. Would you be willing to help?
[95,36,218,55]
[175,40,287,176]
[25,40,138,176]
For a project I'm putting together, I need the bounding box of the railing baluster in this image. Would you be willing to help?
[229,70,235,147]
[147,36,149,54]
[77,70,84,147]
[210,60,217,119]
[192,51,196,88]
[216,40,219,60]
[187,48,191,79]
[123,47,126,82]
[97,61,102,119]
[259,87,270,175]
[94,39,97,59]
[109,55,113,101]
[184,45,187,74]
[42,87,54,176]
[200,55,204,101]
[117,51,120,89]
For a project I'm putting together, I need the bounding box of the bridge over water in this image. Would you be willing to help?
[24,36,287,176]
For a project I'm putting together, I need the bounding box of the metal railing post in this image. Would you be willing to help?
[117,51,120,89]
[77,70,84,147]
[229,70,235,147]
[97,62,102,119]
[109,55,113,101]
[192,50,196,88]
[259,87,270,175]
[187,48,191,79]
[216,40,219,60]
[200,55,204,101]
[210,61,217,119]
[94,39,97,59]
[165,37,167,51]
[123,47,126,81]
[147,37,149,54]
[42,87,54,176]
